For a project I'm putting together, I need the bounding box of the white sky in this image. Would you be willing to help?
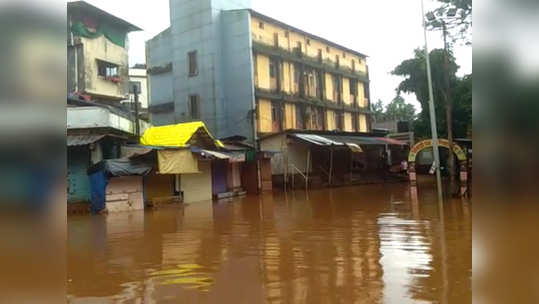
[83,0,472,112]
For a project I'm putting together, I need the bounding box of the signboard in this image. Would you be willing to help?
[408,139,467,162]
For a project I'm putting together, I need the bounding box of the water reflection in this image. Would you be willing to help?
[67,182,471,303]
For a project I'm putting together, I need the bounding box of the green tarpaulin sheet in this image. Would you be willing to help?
[71,22,127,48]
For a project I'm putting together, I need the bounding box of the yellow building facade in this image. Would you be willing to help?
[250,12,371,135]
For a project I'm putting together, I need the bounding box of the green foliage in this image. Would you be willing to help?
[392,48,471,140]
[383,95,416,122]
[427,0,472,44]
[371,96,416,123]
[371,99,385,122]
[452,74,472,138]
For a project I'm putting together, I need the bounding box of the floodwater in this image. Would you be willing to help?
[67,181,471,303]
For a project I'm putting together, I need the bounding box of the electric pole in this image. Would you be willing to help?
[133,84,140,137]
[442,21,456,196]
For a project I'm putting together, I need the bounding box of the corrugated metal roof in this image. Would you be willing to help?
[222,143,250,151]
[376,137,408,146]
[291,134,345,146]
[346,143,363,153]
[67,135,106,147]
[200,149,230,160]
[290,133,407,147]
[323,135,406,146]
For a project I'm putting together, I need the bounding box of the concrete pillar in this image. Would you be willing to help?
[409,161,417,187]
[409,161,419,203]
[459,160,468,197]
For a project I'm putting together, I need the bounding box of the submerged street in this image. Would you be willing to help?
[68,181,471,303]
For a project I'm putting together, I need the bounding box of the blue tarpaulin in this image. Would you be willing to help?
[87,157,153,214]
[88,171,109,214]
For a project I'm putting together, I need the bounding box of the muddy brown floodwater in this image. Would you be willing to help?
[67,181,471,303]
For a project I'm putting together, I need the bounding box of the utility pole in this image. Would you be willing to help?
[133,84,140,138]
[422,0,444,202]
[442,21,456,196]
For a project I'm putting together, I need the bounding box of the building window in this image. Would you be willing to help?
[350,79,358,105]
[259,22,264,29]
[269,61,276,78]
[351,59,356,72]
[343,52,346,58]
[318,49,323,62]
[332,74,339,101]
[296,105,304,129]
[284,31,289,38]
[188,51,198,77]
[97,60,119,78]
[335,55,340,68]
[271,103,278,121]
[336,111,343,130]
[189,95,200,119]
[271,102,281,132]
[318,108,326,130]
[306,39,311,45]
[326,46,331,53]
[293,64,300,86]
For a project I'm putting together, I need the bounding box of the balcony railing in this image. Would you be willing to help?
[252,41,369,82]
[67,106,150,135]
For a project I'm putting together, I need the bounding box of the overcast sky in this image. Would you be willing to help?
[84,0,472,112]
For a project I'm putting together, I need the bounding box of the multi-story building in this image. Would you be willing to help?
[128,64,149,111]
[67,1,146,207]
[146,0,371,144]
[68,1,141,103]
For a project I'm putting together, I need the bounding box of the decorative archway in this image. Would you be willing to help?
[408,139,468,197]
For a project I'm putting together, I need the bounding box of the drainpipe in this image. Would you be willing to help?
[249,19,262,193]
[70,16,78,92]
[253,108,261,193]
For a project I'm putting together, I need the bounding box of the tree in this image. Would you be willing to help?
[392,48,471,140]
[384,95,416,122]
[452,74,472,138]
[427,0,472,44]
[371,99,385,122]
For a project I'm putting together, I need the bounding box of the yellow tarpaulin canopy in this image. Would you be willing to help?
[157,150,200,174]
[140,121,224,148]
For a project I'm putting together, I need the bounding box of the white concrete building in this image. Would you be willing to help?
[128,65,149,110]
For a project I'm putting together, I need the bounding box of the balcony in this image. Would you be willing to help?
[252,41,369,82]
[67,106,150,135]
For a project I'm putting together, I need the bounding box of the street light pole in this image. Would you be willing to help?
[421,0,444,202]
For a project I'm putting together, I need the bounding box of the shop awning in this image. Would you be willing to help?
[346,143,363,153]
[191,148,246,163]
[290,133,407,148]
[290,134,345,146]
[198,149,230,160]
[67,135,106,147]
[87,158,153,177]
